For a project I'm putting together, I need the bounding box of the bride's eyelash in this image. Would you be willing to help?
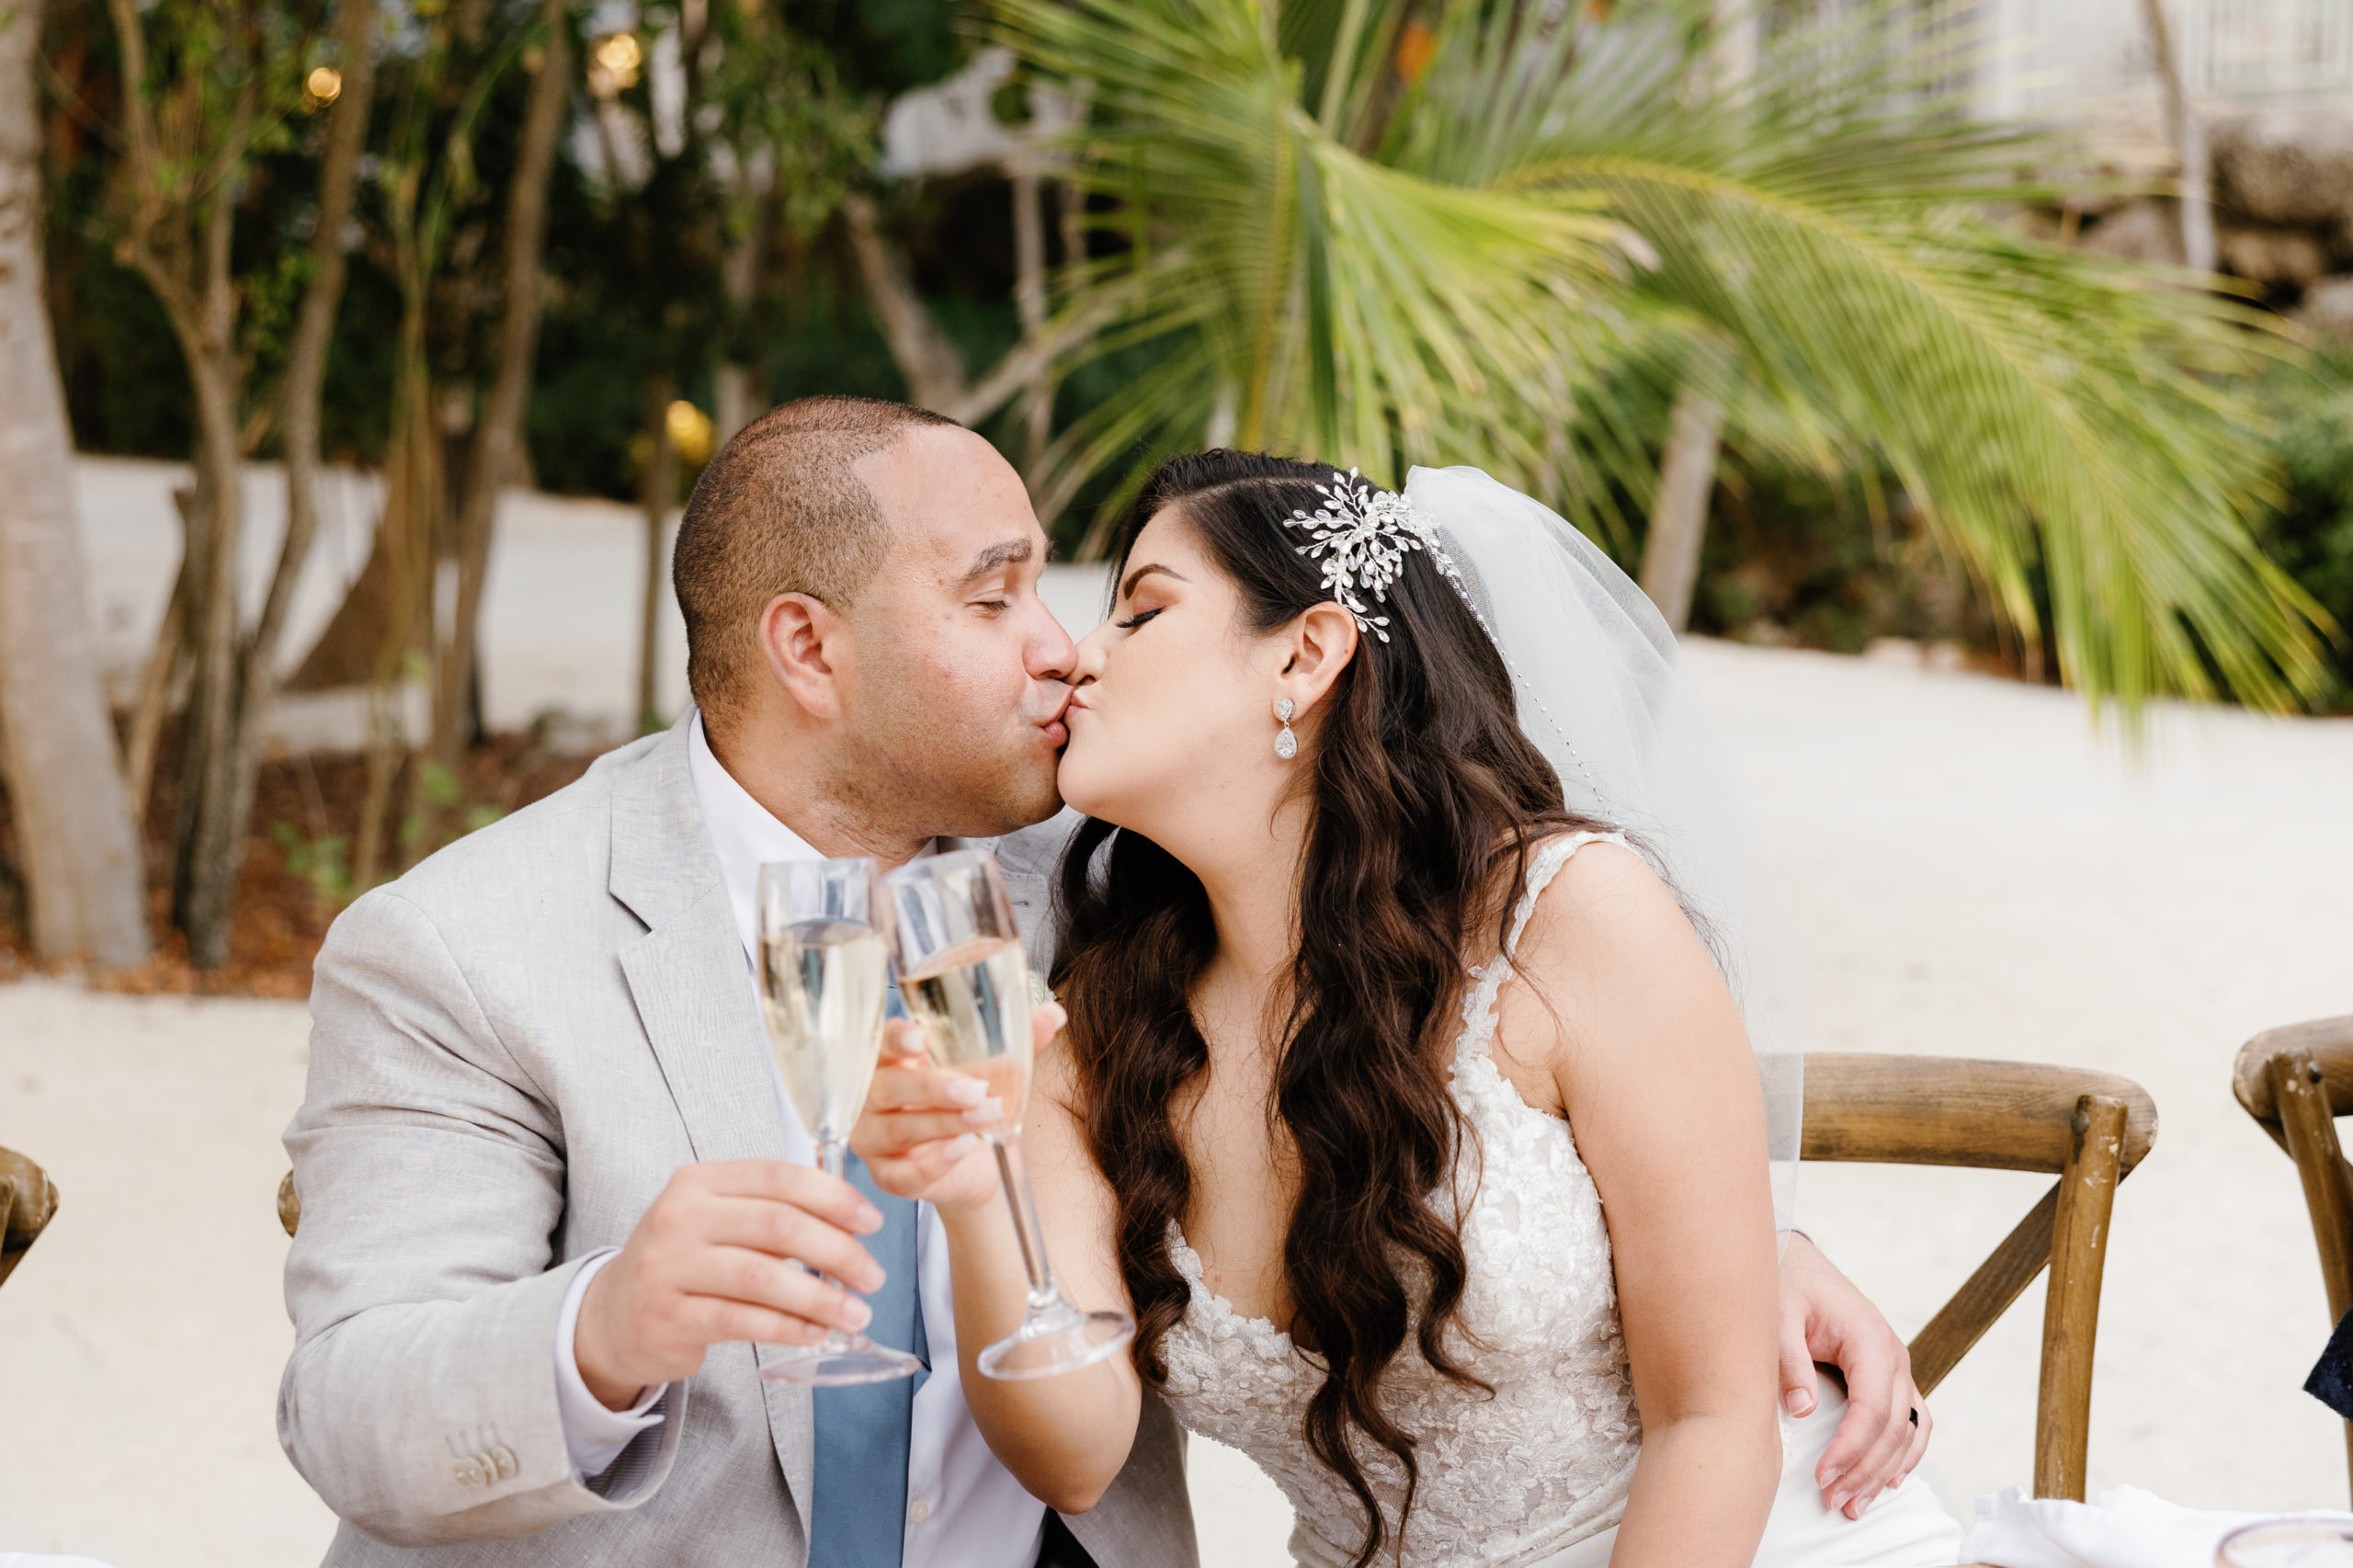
[1115,608,1164,631]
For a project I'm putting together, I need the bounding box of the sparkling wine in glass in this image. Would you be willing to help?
[756,858,923,1386]
[885,848,1134,1380]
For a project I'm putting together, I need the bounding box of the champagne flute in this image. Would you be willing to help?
[884,848,1134,1380]
[2218,1521,2353,1566]
[755,858,924,1386]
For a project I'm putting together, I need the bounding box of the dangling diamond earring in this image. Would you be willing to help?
[1274,698,1298,760]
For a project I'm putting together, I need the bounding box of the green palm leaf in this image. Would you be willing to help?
[1006,0,2333,713]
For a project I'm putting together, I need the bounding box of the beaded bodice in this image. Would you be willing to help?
[1158,834,1642,1568]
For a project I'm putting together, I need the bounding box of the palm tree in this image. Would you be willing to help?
[999,0,2332,715]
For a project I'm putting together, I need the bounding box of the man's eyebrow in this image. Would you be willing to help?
[1120,562,1188,600]
[958,538,1033,585]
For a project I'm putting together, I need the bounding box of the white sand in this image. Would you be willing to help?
[8,481,2352,1562]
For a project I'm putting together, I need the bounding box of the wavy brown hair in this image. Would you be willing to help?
[1051,450,1611,1567]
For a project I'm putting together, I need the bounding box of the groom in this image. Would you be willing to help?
[280,395,1926,1566]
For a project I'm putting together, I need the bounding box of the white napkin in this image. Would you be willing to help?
[1961,1483,2353,1568]
[0,1556,120,1567]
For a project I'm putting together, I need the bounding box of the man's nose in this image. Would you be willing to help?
[1029,597,1080,685]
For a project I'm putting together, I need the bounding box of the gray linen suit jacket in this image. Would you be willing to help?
[279,717,1193,1567]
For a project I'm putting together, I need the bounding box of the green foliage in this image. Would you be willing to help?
[1005,0,2332,716]
[2250,353,2353,708]
[270,821,355,904]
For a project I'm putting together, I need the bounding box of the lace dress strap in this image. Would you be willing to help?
[1454,831,1629,1069]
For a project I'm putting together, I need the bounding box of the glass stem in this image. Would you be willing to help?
[815,1138,850,1300]
[991,1134,1063,1312]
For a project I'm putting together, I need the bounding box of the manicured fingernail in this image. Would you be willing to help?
[855,1202,882,1232]
[1042,1002,1067,1031]
[842,1297,872,1330]
[965,1098,1003,1125]
[1785,1389,1813,1415]
[947,1133,982,1157]
[943,1076,987,1107]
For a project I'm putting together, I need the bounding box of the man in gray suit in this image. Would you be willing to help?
[281,395,1931,1566]
[282,396,1177,1567]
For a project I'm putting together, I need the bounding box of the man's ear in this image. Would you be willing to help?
[1279,600,1360,715]
[758,592,851,721]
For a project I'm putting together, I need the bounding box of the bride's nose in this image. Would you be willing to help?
[1070,625,1109,687]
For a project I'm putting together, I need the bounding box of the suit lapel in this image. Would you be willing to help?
[609,721,817,1543]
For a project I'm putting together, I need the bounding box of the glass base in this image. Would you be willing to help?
[977,1303,1135,1381]
[760,1329,924,1386]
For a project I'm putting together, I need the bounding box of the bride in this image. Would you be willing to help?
[863,449,1965,1568]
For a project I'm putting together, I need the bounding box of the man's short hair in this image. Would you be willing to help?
[673,395,958,732]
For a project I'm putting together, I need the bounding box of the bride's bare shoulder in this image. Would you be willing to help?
[1506,832,1731,1018]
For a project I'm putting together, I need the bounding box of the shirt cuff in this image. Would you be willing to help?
[554,1248,669,1480]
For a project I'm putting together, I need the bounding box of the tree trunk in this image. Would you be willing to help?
[1011,159,1053,475]
[431,0,569,781]
[168,310,250,968]
[351,375,434,892]
[1636,381,1723,635]
[2140,0,2214,275]
[842,193,969,414]
[638,377,675,734]
[0,0,150,966]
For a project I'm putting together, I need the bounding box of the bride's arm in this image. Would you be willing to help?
[1511,841,1782,1568]
[854,1007,1142,1513]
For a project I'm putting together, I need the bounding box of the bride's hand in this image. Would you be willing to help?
[850,1006,1066,1213]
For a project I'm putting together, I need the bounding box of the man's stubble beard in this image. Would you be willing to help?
[837,688,1063,844]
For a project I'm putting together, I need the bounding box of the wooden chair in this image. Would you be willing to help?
[0,1147,60,1290]
[2231,1015,2353,1500]
[1802,1053,2158,1502]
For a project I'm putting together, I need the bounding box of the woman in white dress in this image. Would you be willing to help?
[865,451,1964,1568]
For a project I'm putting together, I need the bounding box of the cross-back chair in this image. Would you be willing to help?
[1802,1053,2159,1503]
[2231,1015,2353,1501]
[0,1146,60,1290]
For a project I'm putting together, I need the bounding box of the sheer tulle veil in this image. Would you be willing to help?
[1403,465,1805,1231]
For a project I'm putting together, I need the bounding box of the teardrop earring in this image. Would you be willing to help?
[1274,698,1298,760]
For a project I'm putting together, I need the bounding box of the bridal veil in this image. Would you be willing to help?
[1402,464,1805,1231]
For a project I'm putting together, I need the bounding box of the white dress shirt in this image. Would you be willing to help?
[551,710,1050,1568]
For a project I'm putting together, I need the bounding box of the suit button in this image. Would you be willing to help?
[451,1458,485,1488]
[489,1445,519,1481]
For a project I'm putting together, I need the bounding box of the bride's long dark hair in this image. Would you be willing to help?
[1051,449,1611,1567]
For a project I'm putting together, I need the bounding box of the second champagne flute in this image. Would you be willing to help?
[884,848,1134,1380]
[756,857,924,1386]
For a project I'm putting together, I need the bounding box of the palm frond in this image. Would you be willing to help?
[1004,0,2332,713]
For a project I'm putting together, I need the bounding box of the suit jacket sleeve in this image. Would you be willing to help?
[278,886,684,1545]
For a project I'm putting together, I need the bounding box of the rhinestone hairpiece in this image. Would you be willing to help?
[1281,470,1461,642]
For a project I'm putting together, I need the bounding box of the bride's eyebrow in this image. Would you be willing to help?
[1119,562,1188,601]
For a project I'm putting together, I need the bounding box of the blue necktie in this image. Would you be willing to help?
[810,983,927,1568]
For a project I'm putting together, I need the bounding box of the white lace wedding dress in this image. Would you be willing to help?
[1156,834,1965,1568]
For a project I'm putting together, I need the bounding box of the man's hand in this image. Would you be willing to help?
[573,1160,886,1410]
[852,1006,1066,1213]
[1778,1232,1931,1518]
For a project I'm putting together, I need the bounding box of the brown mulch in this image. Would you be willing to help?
[0,730,608,1000]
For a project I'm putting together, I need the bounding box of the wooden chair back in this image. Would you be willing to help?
[2230,1016,2353,1501]
[0,1147,60,1290]
[1802,1053,2158,1502]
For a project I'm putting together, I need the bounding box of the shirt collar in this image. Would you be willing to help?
[687,709,943,962]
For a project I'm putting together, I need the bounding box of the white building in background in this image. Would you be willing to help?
[1957,0,2353,119]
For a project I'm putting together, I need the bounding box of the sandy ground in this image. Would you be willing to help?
[7,465,2352,1562]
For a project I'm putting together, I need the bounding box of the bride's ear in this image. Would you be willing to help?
[1279,600,1360,714]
